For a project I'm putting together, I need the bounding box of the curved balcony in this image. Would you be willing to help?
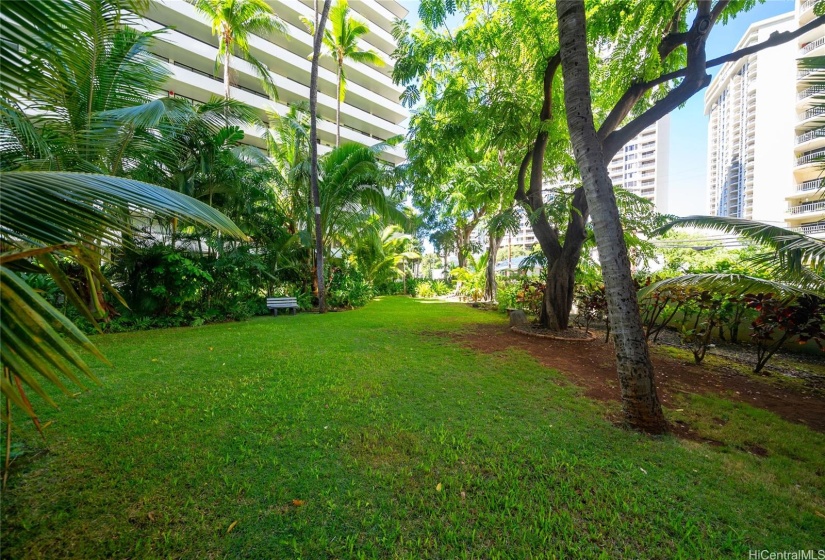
[798,106,825,125]
[797,126,825,151]
[796,149,825,166]
[797,222,825,236]
[788,200,825,217]
[798,85,825,102]
[800,36,825,56]
[798,68,825,82]
[788,178,824,201]
[798,178,823,193]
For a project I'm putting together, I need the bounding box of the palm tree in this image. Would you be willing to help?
[306,0,384,146]
[349,224,419,284]
[0,0,170,174]
[318,142,404,251]
[193,0,285,100]
[643,215,825,298]
[0,172,246,465]
[0,0,248,456]
[310,0,333,312]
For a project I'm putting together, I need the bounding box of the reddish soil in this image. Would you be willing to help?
[452,324,825,433]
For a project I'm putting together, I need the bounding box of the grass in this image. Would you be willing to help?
[2,297,824,559]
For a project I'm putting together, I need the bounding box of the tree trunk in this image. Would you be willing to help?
[484,231,502,302]
[557,0,666,434]
[540,256,576,330]
[457,243,466,269]
[310,0,333,313]
[336,64,342,147]
[224,52,231,99]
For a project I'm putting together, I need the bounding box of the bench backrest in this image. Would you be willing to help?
[267,297,298,307]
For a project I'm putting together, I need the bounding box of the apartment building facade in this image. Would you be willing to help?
[791,0,825,235]
[135,0,408,164]
[606,117,671,214]
[705,2,824,235]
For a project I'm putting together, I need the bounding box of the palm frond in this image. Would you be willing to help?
[638,274,819,300]
[0,172,248,249]
[657,215,825,272]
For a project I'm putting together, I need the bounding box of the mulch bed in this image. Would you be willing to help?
[452,324,825,433]
[511,324,596,341]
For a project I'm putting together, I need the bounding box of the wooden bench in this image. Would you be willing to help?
[267,297,299,316]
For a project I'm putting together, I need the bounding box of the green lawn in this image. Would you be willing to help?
[3,297,824,559]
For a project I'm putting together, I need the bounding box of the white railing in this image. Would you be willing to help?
[801,0,818,12]
[797,150,825,165]
[798,179,823,192]
[796,150,825,165]
[798,85,825,101]
[799,106,825,121]
[801,222,825,234]
[801,36,825,56]
[798,68,825,79]
[790,201,825,214]
[797,127,825,144]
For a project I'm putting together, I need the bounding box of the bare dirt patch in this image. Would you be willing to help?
[452,324,825,432]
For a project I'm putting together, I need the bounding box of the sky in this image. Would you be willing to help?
[397,0,798,217]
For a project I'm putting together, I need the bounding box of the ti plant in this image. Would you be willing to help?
[745,294,825,374]
[679,291,723,365]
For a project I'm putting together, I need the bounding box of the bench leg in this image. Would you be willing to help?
[291,307,297,315]
[273,308,278,317]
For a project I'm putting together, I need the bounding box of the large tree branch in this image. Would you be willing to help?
[600,11,823,157]
[710,0,730,24]
[514,146,533,204]
[561,186,589,260]
[658,32,689,61]
[602,13,824,161]
[541,52,562,121]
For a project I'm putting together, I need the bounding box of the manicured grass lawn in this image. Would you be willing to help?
[3,297,824,559]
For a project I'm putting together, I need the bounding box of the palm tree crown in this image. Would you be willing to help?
[194,0,286,99]
[306,0,384,146]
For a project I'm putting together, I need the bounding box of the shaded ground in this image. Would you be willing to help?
[452,324,825,432]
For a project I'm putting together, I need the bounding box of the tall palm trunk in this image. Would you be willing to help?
[336,62,342,146]
[557,0,666,434]
[222,29,233,100]
[310,0,333,312]
[224,54,231,99]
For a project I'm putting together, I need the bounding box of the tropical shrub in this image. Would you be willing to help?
[575,284,609,340]
[639,283,688,342]
[327,266,374,309]
[746,294,825,373]
[679,291,723,364]
[496,281,520,312]
[515,279,545,317]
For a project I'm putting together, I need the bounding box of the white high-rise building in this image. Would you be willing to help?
[705,2,824,235]
[790,0,825,235]
[606,117,671,214]
[135,0,408,164]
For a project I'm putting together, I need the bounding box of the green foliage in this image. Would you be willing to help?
[193,0,286,98]
[746,294,825,373]
[327,265,374,309]
[574,284,609,338]
[414,279,452,298]
[514,278,545,317]
[496,280,520,311]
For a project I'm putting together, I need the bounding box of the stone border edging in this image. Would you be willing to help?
[510,325,596,342]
